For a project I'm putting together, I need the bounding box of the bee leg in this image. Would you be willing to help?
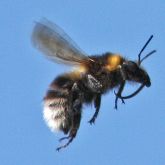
[114,81,125,109]
[56,83,82,151]
[71,82,83,110]
[56,110,81,151]
[85,74,102,92]
[114,67,127,109]
[88,94,101,124]
[56,136,74,151]
[59,136,70,142]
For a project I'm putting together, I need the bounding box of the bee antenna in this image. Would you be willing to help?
[138,35,155,65]
[139,49,156,64]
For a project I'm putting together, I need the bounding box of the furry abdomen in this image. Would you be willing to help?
[43,76,74,134]
[43,94,71,134]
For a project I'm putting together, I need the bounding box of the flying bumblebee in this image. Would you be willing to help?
[32,19,156,151]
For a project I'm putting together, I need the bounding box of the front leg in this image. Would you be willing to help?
[114,66,127,109]
[114,81,125,109]
[88,94,101,124]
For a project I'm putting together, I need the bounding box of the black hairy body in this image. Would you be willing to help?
[43,53,149,151]
[32,19,155,151]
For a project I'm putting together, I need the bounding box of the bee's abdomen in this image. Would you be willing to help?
[43,88,72,134]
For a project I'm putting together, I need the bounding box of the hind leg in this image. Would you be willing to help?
[56,110,81,151]
[56,83,82,151]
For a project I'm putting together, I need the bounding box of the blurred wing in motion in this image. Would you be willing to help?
[32,19,91,65]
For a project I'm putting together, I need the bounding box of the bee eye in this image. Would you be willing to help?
[128,61,137,66]
[123,61,139,71]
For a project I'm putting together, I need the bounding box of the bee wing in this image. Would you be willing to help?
[32,19,90,65]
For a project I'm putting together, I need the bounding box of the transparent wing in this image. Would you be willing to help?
[32,18,90,65]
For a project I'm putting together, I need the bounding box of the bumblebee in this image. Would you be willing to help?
[32,19,156,151]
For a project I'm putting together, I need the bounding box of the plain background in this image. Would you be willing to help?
[0,0,164,165]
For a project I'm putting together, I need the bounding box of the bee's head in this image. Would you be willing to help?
[116,35,156,100]
[122,61,151,87]
[121,35,156,88]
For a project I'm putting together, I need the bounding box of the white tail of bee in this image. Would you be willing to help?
[43,98,71,134]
